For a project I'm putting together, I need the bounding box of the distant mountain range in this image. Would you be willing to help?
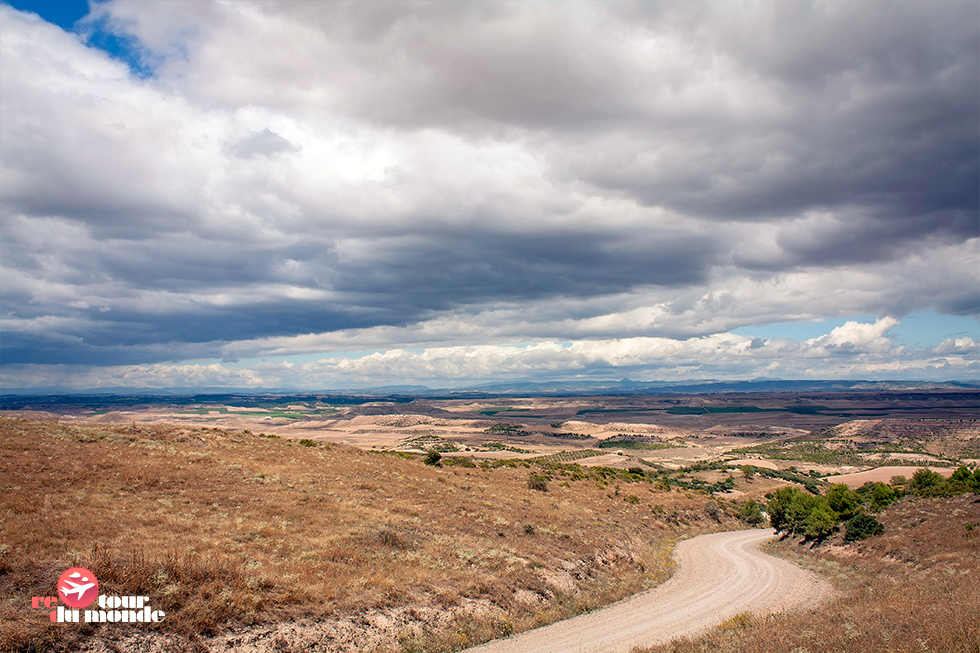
[449,378,980,396]
[1,379,977,411]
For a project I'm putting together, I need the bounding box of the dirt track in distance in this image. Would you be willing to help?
[464,529,830,653]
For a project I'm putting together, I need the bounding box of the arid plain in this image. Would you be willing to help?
[19,389,979,476]
[2,389,977,652]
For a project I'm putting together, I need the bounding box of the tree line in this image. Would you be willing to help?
[764,466,980,542]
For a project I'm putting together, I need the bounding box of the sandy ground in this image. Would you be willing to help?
[462,529,830,653]
[727,458,781,470]
[825,465,955,488]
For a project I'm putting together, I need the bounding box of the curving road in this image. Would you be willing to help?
[464,528,830,653]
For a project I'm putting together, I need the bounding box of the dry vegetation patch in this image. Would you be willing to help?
[0,417,743,653]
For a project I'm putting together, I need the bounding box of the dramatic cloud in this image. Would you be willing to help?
[1,1,977,390]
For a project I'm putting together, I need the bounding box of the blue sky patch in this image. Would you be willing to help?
[4,0,153,77]
[733,312,979,349]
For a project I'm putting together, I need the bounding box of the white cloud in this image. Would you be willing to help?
[5,318,975,390]
[933,337,979,356]
[804,317,900,355]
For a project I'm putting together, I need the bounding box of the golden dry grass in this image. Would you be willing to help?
[0,417,743,652]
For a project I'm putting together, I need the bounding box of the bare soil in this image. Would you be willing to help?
[826,465,955,488]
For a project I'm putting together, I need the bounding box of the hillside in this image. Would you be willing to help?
[815,418,980,460]
[0,417,744,653]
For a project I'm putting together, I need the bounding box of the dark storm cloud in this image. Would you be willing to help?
[0,301,384,366]
[1,218,718,364]
[330,229,717,308]
[0,1,977,381]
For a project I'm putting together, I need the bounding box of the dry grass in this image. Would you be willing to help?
[0,417,743,652]
[632,494,980,653]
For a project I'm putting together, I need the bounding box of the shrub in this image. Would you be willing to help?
[298,438,317,447]
[826,483,861,520]
[765,487,799,533]
[857,481,898,510]
[442,456,476,468]
[377,528,411,549]
[909,466,977,497]
[767,486,837,539]
[424,450,442,466]
[949,465,972,483]
[527,473,549,492]
[910,468,943,492]
[738,499,765,525]
[711,476,735,492]
[845,513,884,542]
[705,503,720,520]
[805,504,839,540]
[784,491,821,537]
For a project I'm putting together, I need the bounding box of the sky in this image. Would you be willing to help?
[0,0,978,392]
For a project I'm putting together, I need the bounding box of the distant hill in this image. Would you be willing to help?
[1,379,977,411]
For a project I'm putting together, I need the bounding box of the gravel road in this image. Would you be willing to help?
[464,528,830,653]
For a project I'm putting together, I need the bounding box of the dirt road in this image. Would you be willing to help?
[464,528,830,653]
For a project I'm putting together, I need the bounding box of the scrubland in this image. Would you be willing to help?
[0,417,743,652]
[4,407,977,653]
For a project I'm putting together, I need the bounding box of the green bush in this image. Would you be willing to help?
[909,466,978,497]
[845,513,884,542]
[910,468,944,492]
[298,438,316,447]
[826,483,861,520]
[766,486,838,540]
[856,481,898,510]
[805,504,839,540]
[765,486,797,533]
[738,499,765,525]
[424,450,442,466]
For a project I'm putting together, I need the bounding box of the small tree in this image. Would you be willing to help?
[805,504,839,540]
[868,482,897,510]
[826,484,860,520]
[910,468,943,492]
[785,491,821,537]
[942,466,976,495]
[765,487,801,533]
[424,450,442,466]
